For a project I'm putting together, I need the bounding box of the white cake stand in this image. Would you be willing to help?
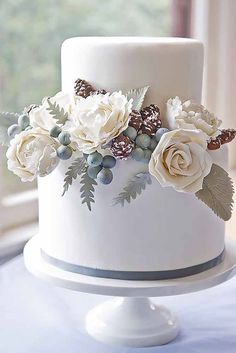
[24,235,236,347]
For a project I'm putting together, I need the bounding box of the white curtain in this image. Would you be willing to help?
[191,0,236,168]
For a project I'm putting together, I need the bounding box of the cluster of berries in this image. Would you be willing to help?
[85,151,116,185]
[8,114,31,137]
[49,126,73,160]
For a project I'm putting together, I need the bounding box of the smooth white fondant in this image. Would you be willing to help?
[39,147,226,271]
[25,235,236,297]
[39,37,226,273]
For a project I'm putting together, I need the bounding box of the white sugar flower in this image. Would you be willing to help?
[6,128,59,182]
[29,91,75,132]
[65,91,133,154]
[149,129,212,193]
[166,96,222,138]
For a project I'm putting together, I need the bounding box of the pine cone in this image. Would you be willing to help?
[128,110,143,131]
[141,104,160,119]
[111,134,134,159]
[93,89,107,95]
[207,138,221,150]
[74,78,95,98]
[219,129,236,144]
[140,104,162,136]
[208,129,236,150]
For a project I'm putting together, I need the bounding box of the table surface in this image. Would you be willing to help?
[1,255,236,353]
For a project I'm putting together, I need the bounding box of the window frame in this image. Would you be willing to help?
[171,0,192,37]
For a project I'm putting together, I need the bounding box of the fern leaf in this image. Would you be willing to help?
[46,99,68,125]
[80,170,97,211]
[62,156,87,196]
[125,86,149,111]
[113,172,152,206]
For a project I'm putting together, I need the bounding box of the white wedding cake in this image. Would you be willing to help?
[4,37,235,280]
[37,37,227,280]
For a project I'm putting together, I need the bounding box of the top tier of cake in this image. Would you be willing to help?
[61,37,203,115]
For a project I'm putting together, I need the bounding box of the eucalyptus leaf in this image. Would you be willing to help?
[195,163,234,221]
[62,156,87,196]
[125,86,149,111]
[113,172,152,206]
[0,112,19,146]
[46,99,68,125]
[80,169,97,211]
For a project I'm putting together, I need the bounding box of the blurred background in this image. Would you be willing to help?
[0,0,235,262]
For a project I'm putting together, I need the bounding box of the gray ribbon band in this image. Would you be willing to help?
[41,249,225,281]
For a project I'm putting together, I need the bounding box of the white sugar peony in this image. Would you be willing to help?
[65,92,133,154]
[166,96,222,137]
[6,128,59,182]
[149,129,212,193]
[29,91,75,132]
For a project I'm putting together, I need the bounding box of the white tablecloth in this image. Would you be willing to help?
[1,255,236,353]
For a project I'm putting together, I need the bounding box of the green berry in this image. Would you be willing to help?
[123,126,137,141]
[155,128,169,142]
[142,149,152,163]
[97,168,113,185]
[149,137,158,151]
[50,125,62,138]
[132,147,144,161]
[135,134,151,149]
[87,165,102,179]
[18,114,30,130]
[102,155,116,168]
[7,124,21,138]
[87,151,103,167]
[58,131,71,146]
[57,145,72,160]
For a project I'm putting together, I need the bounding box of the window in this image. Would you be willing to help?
[1,0,190,231]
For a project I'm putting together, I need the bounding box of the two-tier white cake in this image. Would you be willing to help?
[38,37,227,280]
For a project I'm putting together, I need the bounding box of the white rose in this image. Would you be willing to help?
[29,91,75,132]
[166,96,222,137]
[6,128,59,182]
[149,129,212,193]
[66,92,132,153]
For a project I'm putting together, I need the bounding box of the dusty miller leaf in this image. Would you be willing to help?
[0,112,19,146]
[195,163,234,221]
[62,156,87,196]
[113,172,152,206]
[125,86,149,111]
[80,169,97,211]
[46,99,68,125]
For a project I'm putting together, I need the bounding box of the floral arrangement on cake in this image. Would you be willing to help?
[1,79,235,219]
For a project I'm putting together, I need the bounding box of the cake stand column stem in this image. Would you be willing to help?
[86,296,179,347]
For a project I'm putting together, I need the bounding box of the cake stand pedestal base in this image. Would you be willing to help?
[24,235,236,348]
[86,297,178,347]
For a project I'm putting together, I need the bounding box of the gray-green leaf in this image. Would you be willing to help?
[46,99,68,125]
[113,172,152,206]
[195,163,234,221]
[80,169,97,211]
[62,156,87,196]
[125,86,149,111]
[0,112,19,146]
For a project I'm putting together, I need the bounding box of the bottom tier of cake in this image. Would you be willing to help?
[38,147,227,280]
